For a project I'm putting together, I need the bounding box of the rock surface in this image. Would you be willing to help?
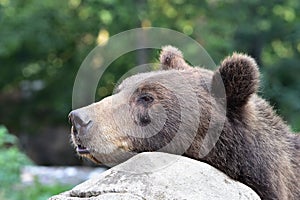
[49,152,260,200]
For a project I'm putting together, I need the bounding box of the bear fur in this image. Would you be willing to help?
[69,46,299,200]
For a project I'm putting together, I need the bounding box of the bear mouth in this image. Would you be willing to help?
[71,125,91,155]
[76,144,90,155]
[75,143,102,164]
[70,126,102,165]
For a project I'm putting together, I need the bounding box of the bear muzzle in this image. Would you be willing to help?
[69,110,93,155]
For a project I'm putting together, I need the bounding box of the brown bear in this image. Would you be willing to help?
[69,46,300,200]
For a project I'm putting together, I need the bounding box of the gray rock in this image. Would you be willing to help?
[49,152,260,200]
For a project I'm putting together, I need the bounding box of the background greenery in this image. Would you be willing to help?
[0,126,73,200]
[1,0,299,134]
[0,0,299,198]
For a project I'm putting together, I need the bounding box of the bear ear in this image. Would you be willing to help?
[159,45,192,70]
[212,53,260,109]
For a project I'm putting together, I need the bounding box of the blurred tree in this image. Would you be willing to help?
[0,0,299,164]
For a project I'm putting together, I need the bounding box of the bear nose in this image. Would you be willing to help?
[68,110,92,135]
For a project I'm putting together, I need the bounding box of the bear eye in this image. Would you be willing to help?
[137,93,154,105]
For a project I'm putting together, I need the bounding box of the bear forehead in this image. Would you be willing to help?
[117,68,213,93]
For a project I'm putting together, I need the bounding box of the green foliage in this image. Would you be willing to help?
[0,125,31,199]
[0,1,299,134]
[0,125,73,199]
[0,125,32,189]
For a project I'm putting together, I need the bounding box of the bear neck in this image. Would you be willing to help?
[186,95,298,200]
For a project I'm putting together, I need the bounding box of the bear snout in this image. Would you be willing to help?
[68,110,93,136]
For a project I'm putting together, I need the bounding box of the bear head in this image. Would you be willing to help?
[69,45,259,166]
